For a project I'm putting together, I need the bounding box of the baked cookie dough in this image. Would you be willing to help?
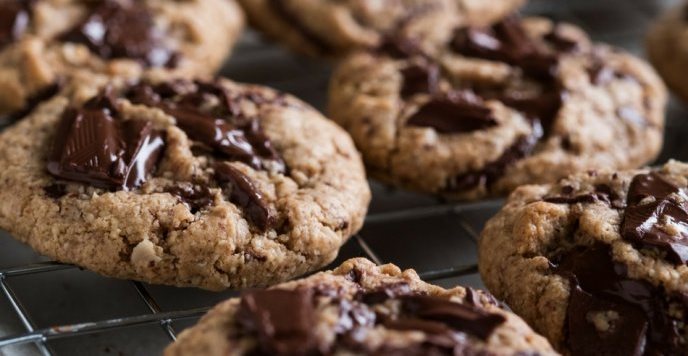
[0,0,244,126]
[647,2,688,102]
[236,0,524,58]
[479,160,688,354]
[329,15,666,200]
[0,76,370,290]
[165,258,557,355]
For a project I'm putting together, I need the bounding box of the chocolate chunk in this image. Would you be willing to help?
[543,26,579,53]
[357,282,412,305]
[215,163,275,232]
[44,183,67,199]
[60,0,175,67]
[46,91,165,190]
[481,87,563,134]
[378,35,425,59]
[126,80,285,173]
[545,184,624,208]
[1,81,61,125]
[165,185,213,213]
[552,244,687,355]
[236,289,318,355]
[447,125,542,192]
[622,173,688,264]
[0,0,30,49]
[406,91,497,133]
[267,0,333,54]
[400,62,439,98]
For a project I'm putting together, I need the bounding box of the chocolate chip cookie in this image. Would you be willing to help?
[0,76,370,290]
[236,0,524,58]
[479,160,688,354]
[0,0,244,126]
[647,2,688,102]
[165,258,557,355]
[329,16,666,200]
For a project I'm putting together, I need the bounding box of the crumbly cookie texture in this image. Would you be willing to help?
[0,0,244,124]
[165,258,557,356]
[479,160,688,355]
[237,0,523,58]
[329,16,666,200]
[647,2,688,102]
[0,76,370,291]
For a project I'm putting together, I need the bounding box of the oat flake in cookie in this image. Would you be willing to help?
[164,258,557,355]
[0,77,370,290]
[329,15,666,200]
[0,0,244,126]
[479,160,688,355]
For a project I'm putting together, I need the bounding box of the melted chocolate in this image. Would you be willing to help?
[621,173,688,264]
[0,0,30,49]
[59,0,175,67]
[267,0,333,54]
[406,91,497,133]
[1,81,61,125]
[126,80,285,173]
[400,62,439,98]
[215,163,275,232]
[552,244,687,355]
[165,185,213,213]
[46,91,165,190]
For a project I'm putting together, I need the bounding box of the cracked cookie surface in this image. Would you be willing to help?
[164,258,557,355]
[236,0,523,58]
[329,15,666,200]
[479,160,688,355]
[0,0,244,126]
[647,2,688,102]
[0,76,370,290]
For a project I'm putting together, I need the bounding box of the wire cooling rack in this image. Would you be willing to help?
[1,0,686,354]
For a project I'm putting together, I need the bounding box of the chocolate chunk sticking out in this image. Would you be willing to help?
[215,163,275,232]
[481,87,563,135]
[552,244,687,355]
[59,0,176,67]
[357,282,412,305]
[400,62,439,98]
[377,35,425,59]
[447,124,543,192]
[0,0,30,49]
[126,80,286,173]
[1,81,61,125]
[621,173,688,264]
[46,91,165,190]
[267,0,333,55]
[406,90,497,133]
[236,289,318,355]
[544,184,624,208]
[165,185,213,214]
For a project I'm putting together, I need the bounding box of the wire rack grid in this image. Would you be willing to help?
[0,0,686,354]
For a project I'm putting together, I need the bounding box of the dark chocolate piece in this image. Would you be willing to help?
[43,183,67,199]
[267,0,333,54]
[59,0,175,67]
[357,282,412,305]
[545,183,624,208]
[46,91,165,190]
[0,0,30,49]
[378,35,425,59]
[1,81,61,125]
[406,90,497,133]
[622,173,688,264]
[400,62,439,98]
[543,25,579,53]
[552,244,687,355]
[165,185,213,213]
[215,163,275,232]
[236,289,318,355]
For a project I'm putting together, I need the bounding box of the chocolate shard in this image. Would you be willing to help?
[46,91,165,190]
[622,173,688,264]
[165,185,213,213]
[357,282,412,305]
[552,244,687,355]
[406,90,497,133]
[214,163,275,232]
[400,62,439,98]
[59,0,176,67]
[236,289,318,355]
[0,0,30,49]
[126,80,286,173]
[544,184,624,208]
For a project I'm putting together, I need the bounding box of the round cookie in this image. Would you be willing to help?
[0,0,244,126]
[237,0,524,58]
[165,258,557,355]
[0,76,370,291]
[329,15,667,200]
[647,2,688,102]
[479,160,688,354]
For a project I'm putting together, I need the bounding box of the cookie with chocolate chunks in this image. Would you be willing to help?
[0,0,244,125]
[479,160,688,354]
[329,15,666,200]
[647,2,688,103]
[165,258,557,356]
[0,77,370,290]
[236,0,524,58]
